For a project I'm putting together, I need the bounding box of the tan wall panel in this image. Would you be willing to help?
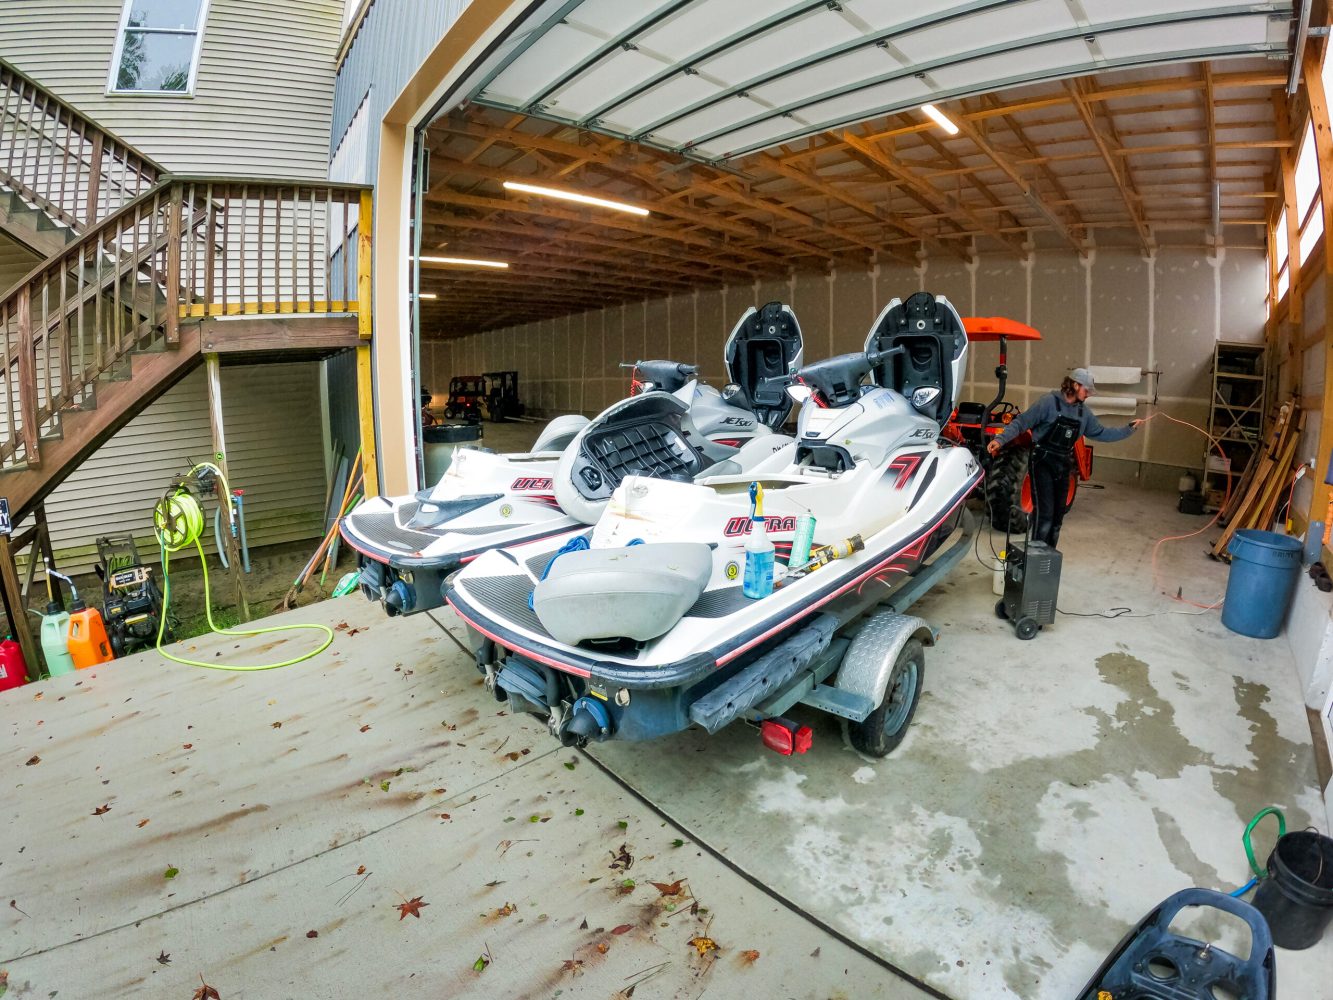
[830,266,872,355]
[1030,254,1086,390]
[792,270,830,359]
[1154,249,1222,401]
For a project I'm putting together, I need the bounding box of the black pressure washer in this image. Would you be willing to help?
[94,533,171,656]
[993,478,1061,640]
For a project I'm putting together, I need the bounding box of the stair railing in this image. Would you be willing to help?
[0,177,371,471]
[0,58,164,230]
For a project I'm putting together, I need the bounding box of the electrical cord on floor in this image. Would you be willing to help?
[153,462,334,671]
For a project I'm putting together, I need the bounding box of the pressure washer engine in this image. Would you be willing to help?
[95,533,170,655]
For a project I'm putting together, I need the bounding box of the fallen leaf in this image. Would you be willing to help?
[379,781,390,792]
[355,865,366,875]
[138,819,150,828]
[472,954,489,972]
[504,752,521,761]
[33,691,42,700]
[740,949,760,963]
[689,936,718,957]
[574,808,584,816]
[616,879,635,896]
[609,844,634,872]
[579,918,589,930]
[560,958,584,975]
[496,902,516,917]
[156,950,171,965]
[433,787,446,795]
[564,761,576,770]
[24,756,39,766]
[810,946,821,958]
[359,724,370,733]
[164,867,179,880]
[191,975,221,1000]
[650,879,685,897]
[611,924,633,935]
[671,838,685,848]
[484,880,504,887]
[9,899,28,917]
[182,743,193,749]
[306,930,318,939]
[438,813,451,821]
[270,722,282,729]
[618,820,628,830]
[596,942,609,954]
[397,896,429,920]
[92,804,111,816]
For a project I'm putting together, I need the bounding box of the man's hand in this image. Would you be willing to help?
[1129,418,1144,430]
[986,439,1001,457]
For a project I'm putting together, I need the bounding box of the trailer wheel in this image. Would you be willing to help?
[985,446,1030,533]
[994,598,1009,620]
[846,638,924,758]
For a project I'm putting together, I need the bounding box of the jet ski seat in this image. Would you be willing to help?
[531,414,591,454]
[531,542,713,646]
[866,291,967,425]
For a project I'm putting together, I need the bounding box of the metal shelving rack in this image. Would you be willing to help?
[1204,342,1267,510]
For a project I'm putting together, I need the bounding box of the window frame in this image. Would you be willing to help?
[106,0,211,98]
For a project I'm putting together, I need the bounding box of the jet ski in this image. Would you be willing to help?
[341,301,804,618]
[446,292,983,756]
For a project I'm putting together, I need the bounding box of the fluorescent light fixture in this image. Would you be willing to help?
[920,104,959,136]
[418,292,438,299]
[415,255,509,269]
[503,180,649,217]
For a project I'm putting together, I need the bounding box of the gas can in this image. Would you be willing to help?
[0,637,28,692]
[40,603,75,676]
[68,603,114,668]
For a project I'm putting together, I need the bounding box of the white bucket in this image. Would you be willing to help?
[992,551,1006,596]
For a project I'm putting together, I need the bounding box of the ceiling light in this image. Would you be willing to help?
[415,255,509,269]
[503,180,649,217]
[418,292,438,299]
[920,104,959,136]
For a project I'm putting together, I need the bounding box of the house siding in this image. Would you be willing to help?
[42,362,328,573]
[0,232,39,297]
[0,0,343,179]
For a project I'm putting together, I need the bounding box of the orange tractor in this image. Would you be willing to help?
[944,317,1093,532]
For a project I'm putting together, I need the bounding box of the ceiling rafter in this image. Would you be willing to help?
[1065,79,1153,254]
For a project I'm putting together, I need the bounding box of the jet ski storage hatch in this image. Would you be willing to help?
[724,301,804,430]
[864,292,968,426]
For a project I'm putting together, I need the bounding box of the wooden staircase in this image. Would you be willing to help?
[0,57,371,670]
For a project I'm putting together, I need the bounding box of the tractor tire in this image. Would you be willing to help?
[985,446,1030,534]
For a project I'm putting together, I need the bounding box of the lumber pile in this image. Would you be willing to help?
[1211,399,1303,559]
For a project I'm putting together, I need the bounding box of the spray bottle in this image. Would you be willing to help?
[742,482,775,599]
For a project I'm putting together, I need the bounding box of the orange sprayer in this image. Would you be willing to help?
[67,593,114,668]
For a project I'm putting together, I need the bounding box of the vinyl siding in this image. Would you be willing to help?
[0,1,344,179]
[41,362,327,573]
[0,232,40,297]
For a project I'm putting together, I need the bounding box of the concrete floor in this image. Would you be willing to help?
[3,419,1330,998]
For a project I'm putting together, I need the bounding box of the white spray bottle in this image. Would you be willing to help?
[742,482,774,599]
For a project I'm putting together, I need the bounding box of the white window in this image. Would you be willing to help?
[109,0,209,95]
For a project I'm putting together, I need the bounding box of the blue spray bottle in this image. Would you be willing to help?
[742,482,775,599]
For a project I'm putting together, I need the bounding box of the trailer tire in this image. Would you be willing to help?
[846,638,924,758]
[985,446,1030,533]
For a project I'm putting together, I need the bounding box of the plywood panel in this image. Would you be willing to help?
[1030,253,1087,391]
[1219,247,1268,344]
[973,257,1029,401]
[1154,249,1217,401]
[830,266,873,356]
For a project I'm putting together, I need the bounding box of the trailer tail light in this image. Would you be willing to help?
[761,718,812,755]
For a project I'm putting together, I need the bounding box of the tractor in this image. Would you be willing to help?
[945,316,1093,532]
[444,375,485,422]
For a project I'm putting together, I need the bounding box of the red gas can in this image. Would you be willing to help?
[0,637,30,692]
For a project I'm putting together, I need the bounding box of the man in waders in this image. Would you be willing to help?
[985,368,1142,548]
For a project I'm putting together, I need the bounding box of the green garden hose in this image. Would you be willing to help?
[153,463,334,671]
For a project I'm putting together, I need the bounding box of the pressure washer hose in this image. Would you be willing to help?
[153,462,334,671]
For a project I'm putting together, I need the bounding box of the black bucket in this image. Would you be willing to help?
[1251,830,1333,950]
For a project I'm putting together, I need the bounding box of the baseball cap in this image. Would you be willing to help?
[1070,367,1096,392]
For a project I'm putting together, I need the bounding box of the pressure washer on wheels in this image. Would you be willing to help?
[94,532,171,656]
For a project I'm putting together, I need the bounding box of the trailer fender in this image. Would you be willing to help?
[833,611,936,713]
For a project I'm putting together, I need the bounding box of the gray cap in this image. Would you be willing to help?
[1069,367,1095,392]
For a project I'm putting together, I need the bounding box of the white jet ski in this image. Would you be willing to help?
[446,292,983,756]
[341,302,804,616]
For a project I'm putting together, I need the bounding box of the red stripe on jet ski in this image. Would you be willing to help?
[447,602,594,678]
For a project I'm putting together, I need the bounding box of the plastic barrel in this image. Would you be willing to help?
[1221,530,1302,639]
[1251,830,1333,950]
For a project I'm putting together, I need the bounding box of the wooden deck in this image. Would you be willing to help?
[2,595,917,1000]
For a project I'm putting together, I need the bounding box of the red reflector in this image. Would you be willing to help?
[760,719,813,755]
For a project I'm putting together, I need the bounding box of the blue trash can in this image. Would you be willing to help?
[1222,529,1303,638]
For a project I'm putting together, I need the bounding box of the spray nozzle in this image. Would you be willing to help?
[44,559,78,604]
[749,482,764,519]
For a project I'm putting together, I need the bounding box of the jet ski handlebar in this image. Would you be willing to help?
[791,347,903,407]
[619,359,699,394]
